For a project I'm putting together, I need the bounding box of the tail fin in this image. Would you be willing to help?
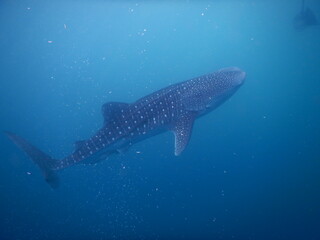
[4,131,59,188]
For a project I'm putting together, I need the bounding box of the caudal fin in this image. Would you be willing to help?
[4,131,59,188]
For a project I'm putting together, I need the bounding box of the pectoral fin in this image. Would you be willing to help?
[172,112,197,156]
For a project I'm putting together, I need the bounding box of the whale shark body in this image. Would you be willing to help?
[5,67,245,188]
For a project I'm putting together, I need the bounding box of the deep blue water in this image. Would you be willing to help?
[1,0,320,239]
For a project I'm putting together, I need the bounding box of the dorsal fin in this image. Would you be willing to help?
[74,140,86,151]
[101,102,130,125]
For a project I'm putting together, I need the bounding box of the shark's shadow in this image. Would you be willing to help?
[294,0,318,31]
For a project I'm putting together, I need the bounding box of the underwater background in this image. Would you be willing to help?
[1,0,320,239]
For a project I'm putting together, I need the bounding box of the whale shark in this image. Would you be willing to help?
[5,67,245,188]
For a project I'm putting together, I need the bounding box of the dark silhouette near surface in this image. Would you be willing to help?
[294,0,318,31]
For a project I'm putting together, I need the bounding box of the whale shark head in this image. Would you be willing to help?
[215,66,246,89]
[205,67,245,111]
[182,67,245,114]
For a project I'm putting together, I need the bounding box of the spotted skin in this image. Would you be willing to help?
[56,67,245,169]
[5,67,245,187]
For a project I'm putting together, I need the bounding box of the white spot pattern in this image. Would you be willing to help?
[54,67,244,170]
